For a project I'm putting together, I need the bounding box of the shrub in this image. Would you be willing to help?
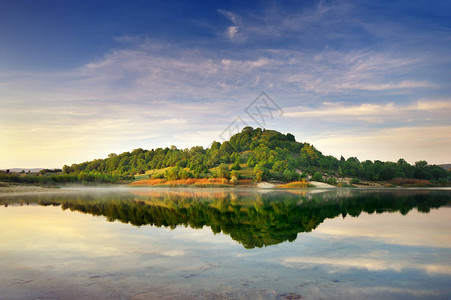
[282,169,300,182]
[217,163,230,179]
[350,178,361,184]
[327,177,337,185]
[311,172,323,182]
[152,173,165,179]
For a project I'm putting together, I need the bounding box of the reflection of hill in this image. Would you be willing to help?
[1,189,450,249]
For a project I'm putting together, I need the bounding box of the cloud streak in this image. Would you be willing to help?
[218,9,241,40]
[1,1,450,167]
[285,99,451,120]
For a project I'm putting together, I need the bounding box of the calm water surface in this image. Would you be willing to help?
[0,188,450,299]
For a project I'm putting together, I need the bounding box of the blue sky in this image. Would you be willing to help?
[1,0,450,168]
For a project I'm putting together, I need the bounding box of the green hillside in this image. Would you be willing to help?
[60,127,449,183]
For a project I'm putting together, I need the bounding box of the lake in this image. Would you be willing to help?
[0,188,450,299]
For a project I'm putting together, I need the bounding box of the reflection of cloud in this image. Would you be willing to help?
[0,205,189,258]
[279,208,451,276]
[170,227,238,246]
[282,255,451,275]
[0,206,126,256]
[344,286,441,298]
[315,209,451,248]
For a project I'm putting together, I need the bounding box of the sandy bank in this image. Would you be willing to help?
[309,181,336,188]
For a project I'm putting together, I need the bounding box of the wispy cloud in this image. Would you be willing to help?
[1,37,449,167]
[285,99,451,121]
[340,80,435,91]
[74,42,438,102]
[227,26,239,39]
[218,9,241,40]
[1,1,450,167]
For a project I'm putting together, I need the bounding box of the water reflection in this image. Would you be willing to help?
[1,188,449,249]
[1,188,451,299]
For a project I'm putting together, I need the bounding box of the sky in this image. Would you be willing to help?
[0,0,450,168]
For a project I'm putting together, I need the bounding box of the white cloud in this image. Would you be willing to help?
[341,80,435,91]
[227,26,239,39]
[218,9,241,40]
[285,102,396,118]
[285,99,451,119]
[414,99,451,110]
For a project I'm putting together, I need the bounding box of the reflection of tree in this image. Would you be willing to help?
[1,190,449,249]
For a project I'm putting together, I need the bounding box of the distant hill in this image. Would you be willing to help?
[62,127,449,182]
[439,164,451,170]
[2,168,44,173]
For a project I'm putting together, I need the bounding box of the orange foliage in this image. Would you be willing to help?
[130,178,230,187]
[129,179,167,186]
[129,178,256,187]
[390,178,432,186]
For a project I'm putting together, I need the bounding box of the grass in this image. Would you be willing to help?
[134,174,149,181]
[235,167,255,179]
[143,167,171,177]
[277,180,313,188]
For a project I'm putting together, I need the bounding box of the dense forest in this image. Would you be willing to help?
[60,127,449,183]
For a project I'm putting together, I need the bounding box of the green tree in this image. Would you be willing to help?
[254,164,268,182]
[272,160,287,173]
[165,167,181,181]
[230,170,240,184]
[414,160,429,179]
[217,163,230,179]
[62,165,72,174]
[282,169,299,182]
[178,168,192,179]
[247,155,257,168]
[231,153,242,170]
[311,172,323,181]
[300,144,320,165]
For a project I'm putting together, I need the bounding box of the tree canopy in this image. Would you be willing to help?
[56,127,449,182]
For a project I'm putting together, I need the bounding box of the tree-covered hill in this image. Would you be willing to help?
[60,127,449,183]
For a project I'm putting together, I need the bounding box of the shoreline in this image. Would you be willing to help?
[2,184,450,198]
[0,185,62,197]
